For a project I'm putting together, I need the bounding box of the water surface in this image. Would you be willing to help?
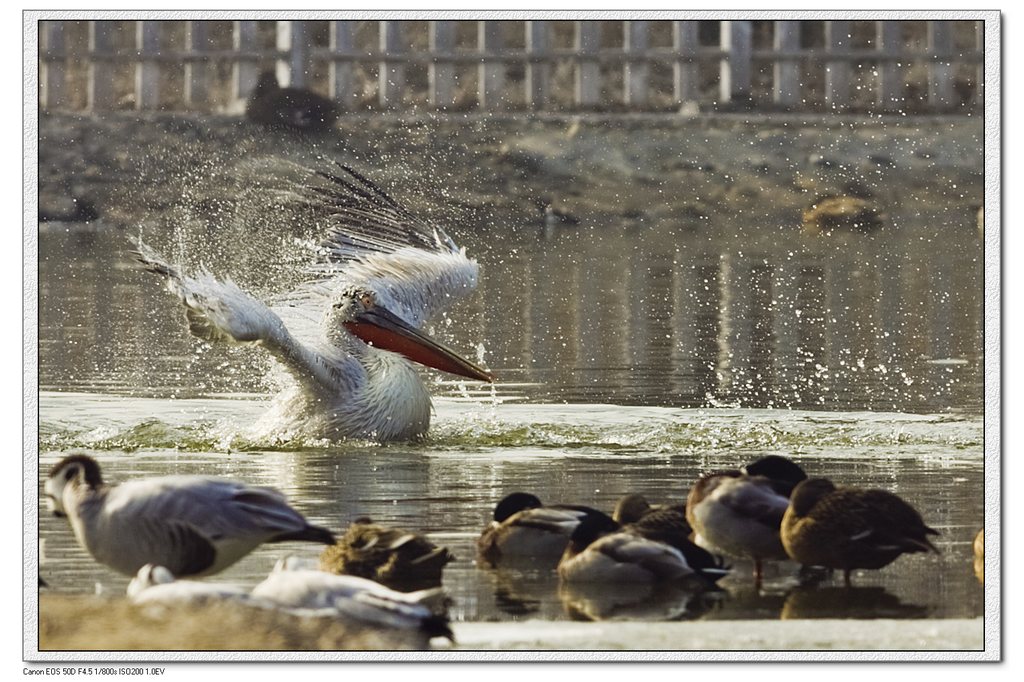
[36,221,984,625]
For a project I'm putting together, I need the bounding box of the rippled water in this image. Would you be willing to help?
[36,222,984,625]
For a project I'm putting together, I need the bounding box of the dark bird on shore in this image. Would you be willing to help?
[780,477,940,586]
[685,455,808,588]
[246,71,340,131]
[320,517,454,591]
[39,196,99,224]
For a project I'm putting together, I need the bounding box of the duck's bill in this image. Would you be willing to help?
[345,306,494,383]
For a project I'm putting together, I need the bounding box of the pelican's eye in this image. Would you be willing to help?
[360,293,375,309]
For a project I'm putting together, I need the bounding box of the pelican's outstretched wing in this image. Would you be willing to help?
[132,242,343,393]
[282,163,480,330]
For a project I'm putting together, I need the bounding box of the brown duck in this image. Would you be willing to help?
[319,517,453,591]
[781,478,939,586]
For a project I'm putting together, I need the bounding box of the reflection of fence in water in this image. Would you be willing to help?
[39,19,985,113]
[509,239,980,411]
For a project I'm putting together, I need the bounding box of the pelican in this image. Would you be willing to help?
[134,163,493,442]
[44,454,335,577]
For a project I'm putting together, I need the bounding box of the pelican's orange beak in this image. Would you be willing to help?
[344,305,494,383]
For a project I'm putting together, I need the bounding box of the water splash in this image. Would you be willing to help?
[40,393,983,461]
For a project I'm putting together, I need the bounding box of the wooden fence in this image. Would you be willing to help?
[38,19,985,114]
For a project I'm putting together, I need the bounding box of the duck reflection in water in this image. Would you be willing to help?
[484,567,564,619]
[780,585,929,620]
[559,582,720,622]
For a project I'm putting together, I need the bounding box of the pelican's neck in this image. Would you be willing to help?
[320,312,432,440]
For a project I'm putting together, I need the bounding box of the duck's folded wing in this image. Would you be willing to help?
[719,483,789,528]
[281,163,480,329]
[598,535,693,579]
[512,507,587,534]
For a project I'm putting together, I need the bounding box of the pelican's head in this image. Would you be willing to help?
[44,454,103,517]
[332,285,493,383]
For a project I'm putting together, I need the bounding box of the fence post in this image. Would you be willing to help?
[478,21,506,110]
[974,20,984,106]
[672,20,699,106]
[276,20,311,88]
[232,20,259,102]
[135,21,160,110]
[719,20,752,105]
[41,21,68,110]
[824,20,851,110]
[429,20,457,109]
[773,20,800,107]
[876,20,902,111]
[184,21,211,109]
[623,20,649,106]
[329,20,357,110]
[928,20,954,109]
[575,21,600,107]
[525,20,550,109]
[87,20,117,111]
[379,21,405,108]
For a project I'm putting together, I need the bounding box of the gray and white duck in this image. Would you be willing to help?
[43,454,335,577]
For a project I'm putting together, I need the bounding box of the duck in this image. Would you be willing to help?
[43,454,335,577]
[319,517,454,591]
[974,529,984,583]
[127,564,259,606]
[252,558,453,642]
[612,493,663,524]
[557,511,727,586]
[38,195,99,224]
[246,70,339,131]
[612,493,727,577]
[801,195,883,235]
[476,492,603,568]
[685,455,808,587]
[780,477,940,586]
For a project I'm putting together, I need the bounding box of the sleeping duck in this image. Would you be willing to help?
[557,511,727,586]
[685,455,808,587]
[320,517,454,591]
[613,493,726,576]
[476,492,602,568]
[246,71,339,131]
[780,478,940,586]
[612,493,663,524]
